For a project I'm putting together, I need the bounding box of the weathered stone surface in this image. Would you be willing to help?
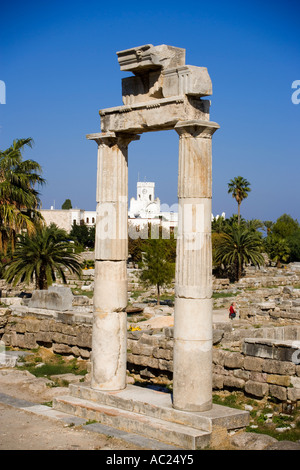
[153,347,173,360]
[233,369,250,381]
[212,374,224,389]
[17,333,38,349]
[93,261,127,312]
[245,380,269,398]
[99,96,211,134]
[162,65,212,98]
[117,44,186,73]
[28,287,73,311]
[36,331,53,343]
[291,376,300,388]
[213,329,224,345]
[266,374,291,387]
[53,343,73,354]
[52,332,77,346]
[287,387,300,401]
[213,348,226,366]
[139,334,160,347]
[244,356,264,372]
[76,327,92,348]
[130,342,153,356]
[158,358,173,371]
[266,440,300,450]
[127,353,159,369]
[223,376,245,389]
[230,431,277,450]
[91,310,127,391]
[25,319,40,333]
[71,346,90,359]
[269,384,287,401]
[224,352,244,369]
[262,359,296,375]
[15,322,26,333]
[243,338,299,362]
[249,371,267,383]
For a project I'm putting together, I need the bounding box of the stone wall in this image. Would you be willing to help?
[127,325,300,404]
[1,307,300,404]
[213,338,300,403]
[0,307,92,359]
[238,286,300,324]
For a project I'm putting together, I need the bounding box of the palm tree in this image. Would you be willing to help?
[264,235,291,268]
[245,219,264,234]
[212,215,227,234]
[263,220,274,237]
[0,138,45,253]
[214,226,264,282]
[227,176,251,225]
[4,224,82,290]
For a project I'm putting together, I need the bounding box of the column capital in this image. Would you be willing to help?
[174,120,220,138]
[86,132,140,147]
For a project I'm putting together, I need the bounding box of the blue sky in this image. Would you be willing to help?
[1,0,299,223]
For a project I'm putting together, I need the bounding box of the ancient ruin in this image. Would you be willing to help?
[2,46,300,448]
[85,44,219,412]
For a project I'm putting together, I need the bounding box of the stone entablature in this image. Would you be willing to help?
[98,96,211,134]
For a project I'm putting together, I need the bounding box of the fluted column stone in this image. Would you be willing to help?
[173,120,219,411]
[87,132,139,391]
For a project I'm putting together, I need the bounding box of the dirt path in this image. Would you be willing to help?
[0,402,143,450]
[0,369,146,451]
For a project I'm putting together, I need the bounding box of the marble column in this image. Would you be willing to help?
[173,120,219,411]
[87,131,139,390]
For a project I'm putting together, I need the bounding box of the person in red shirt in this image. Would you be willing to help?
[229,302,236,320]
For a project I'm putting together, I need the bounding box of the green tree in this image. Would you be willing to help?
[69,222,95,250]
[0,138,45,253]
[61,199,72,210]
[244,219,264,234]
[287,229,300,262]
[214,226,264,282]
[4,224,82,290]
[212,216,227,234]
[264,235,291,267]
[263,220,274,237]
[227,176,251,225]
[128,237,143,266]
[272,214,299,239]
[140,239,175,305]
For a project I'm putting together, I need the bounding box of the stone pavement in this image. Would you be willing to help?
[1,385,300,451]
[0,389,181,450]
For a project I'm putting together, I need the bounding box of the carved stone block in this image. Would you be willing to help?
[117,44,185,73]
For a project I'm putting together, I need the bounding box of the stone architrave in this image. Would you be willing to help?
[87,44,219,411]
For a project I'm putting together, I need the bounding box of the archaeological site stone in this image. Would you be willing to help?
[87,44,219,412]
[28,286,73,311]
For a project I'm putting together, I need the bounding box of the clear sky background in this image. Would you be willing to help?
[1,0,299,223]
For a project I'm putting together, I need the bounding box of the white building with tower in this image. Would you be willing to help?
[128,182,161,219]
[41,181,223,234]
[128,181,178,234]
